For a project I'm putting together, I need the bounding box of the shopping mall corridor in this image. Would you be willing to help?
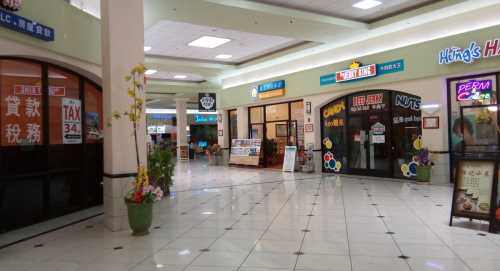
[0,161,499,271]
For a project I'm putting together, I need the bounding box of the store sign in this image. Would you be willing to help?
[198,93,216,112]
[193,114,217,123]
[62,98,82,144]
[13,85,66,96]
[257,80,286,99]
[0,8,55,41]
[395,94,421,110]
[456,79,493,101]
[439,38,500,65]
[320,59,404,86]
[350,93,386,112]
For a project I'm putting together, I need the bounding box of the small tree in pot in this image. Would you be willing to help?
[148,146,175,195]
[109,64,163,236]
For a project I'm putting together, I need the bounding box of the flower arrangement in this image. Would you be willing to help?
[109,64,163,203]
[415,148,431,166]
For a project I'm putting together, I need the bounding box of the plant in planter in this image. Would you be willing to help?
[415,148,433,183]
[109,64,163,236]
[148,146,175,195]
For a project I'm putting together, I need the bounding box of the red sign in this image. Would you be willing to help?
[336,64,377,83]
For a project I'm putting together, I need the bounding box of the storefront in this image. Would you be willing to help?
[248,100,304,168]
[0,57,103,233]
[321,90,421,178]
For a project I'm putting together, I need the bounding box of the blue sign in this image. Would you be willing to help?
[0,8,55,41]
[194,115,217,123]
[438,41,482,65]
[320,59,405,86]
[257,80,285,93]
[148,114,174,121]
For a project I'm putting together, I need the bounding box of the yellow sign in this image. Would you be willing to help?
[323,101,345,118]
[258,88,285,99]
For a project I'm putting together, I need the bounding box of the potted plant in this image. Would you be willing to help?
[415,148,433,183]
[109,64,163,236]
[148,146,175,195]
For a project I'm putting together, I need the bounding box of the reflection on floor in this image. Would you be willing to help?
[0,161,499,271]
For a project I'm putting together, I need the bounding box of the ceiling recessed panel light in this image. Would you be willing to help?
[188,36,231,49]
[174,75,187,79]
[215,54,233,59]
[145,69,157,75]
[353,0,382,10]
[144,46,152,52]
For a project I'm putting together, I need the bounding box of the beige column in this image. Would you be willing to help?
[175,98,189,160]
[217,110,229,148]
[101,0,146,231]
[236,106,248,139]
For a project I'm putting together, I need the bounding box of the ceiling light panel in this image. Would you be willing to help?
[188,36,231,48]
[353,0,382,10]
[215,54,233,59]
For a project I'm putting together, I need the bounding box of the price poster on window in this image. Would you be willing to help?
[62,98,82,144]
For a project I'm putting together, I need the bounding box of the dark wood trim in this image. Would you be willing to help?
[103,172,137,179]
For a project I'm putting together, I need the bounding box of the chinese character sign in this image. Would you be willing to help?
[62,98,82,144]
[1,85,42,145]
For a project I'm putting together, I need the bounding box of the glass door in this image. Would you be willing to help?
[348,113,391,176]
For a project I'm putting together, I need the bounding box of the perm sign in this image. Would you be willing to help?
[62,98,82,144]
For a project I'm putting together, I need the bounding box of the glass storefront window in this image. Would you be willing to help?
[250,106,264,124]
[229,109,238,142]
[265,103,288,121]
[0,60,43,146]
[48,66,81,145]
[460,106,498,152]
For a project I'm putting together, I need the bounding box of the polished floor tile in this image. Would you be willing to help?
[0,161,498,271]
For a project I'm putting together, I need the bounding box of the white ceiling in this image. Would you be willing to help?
[144,20,304,63]
[250,0,439,22]
[147,71,205,82]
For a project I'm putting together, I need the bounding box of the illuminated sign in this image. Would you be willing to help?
[257,80,286,99]
[439,38,500,65]
[193,115,217,123]
[336,63,377,83]
[395,94,421,110]
[350,93,386,112]
[320,59,404,86]
[456,79,492,101]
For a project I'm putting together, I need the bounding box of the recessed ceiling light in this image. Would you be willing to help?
[174,75,187,79]
[144,46,152,52]
[145,69,157,75]
[215,54,233,59]
[188,36,231,49]
[352,0,382,10]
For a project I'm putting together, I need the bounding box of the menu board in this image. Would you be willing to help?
[229,139,262,166]
[282,146,297,172]
[453,160,495,218]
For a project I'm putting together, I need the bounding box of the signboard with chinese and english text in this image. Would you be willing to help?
[320,59,404,86]
[62,98,82,144]
[257,80,286,99]
[439,38,500,65]
[0,7,55,41]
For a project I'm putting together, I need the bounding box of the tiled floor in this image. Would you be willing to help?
[0,161,499,271]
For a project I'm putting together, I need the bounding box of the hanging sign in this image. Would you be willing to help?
[320,59,404,86]
[456,79,493,101]
[198,93,216,112]
[439,38,500,65]
[0,7,55,41]
[282,146,297,172]
[62,98,82,144]
[257,80,286,99]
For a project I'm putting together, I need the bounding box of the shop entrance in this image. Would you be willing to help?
[348,112,391,177]
[320,90,422,179]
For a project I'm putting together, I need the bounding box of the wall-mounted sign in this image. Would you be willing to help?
[456,79,492,101]
[320,59,404,86]
[304,123,313,132]
[13,85,65,96]
[62,98,82,144]
[198,93,216,112]
[1,0,22,11]
[0,8,55,41]
[439,38,500,65]
[193,114,217,123]
[350,93,387,113]
[257,80,286,99]
[395,94,421,110]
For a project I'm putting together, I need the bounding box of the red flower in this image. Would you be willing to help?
[134,191,143,203]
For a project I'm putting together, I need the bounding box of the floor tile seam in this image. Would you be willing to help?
[340,178,354,271]
[291,184,322,270]
[235,183,300,271]
[177,182,283,271]
[126,186,264,271]
[381,182,476,271]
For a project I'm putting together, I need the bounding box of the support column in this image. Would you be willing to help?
[218,110,229,148]
[175,98,189,160]
[236,106,248,139]
[101,0,145,231]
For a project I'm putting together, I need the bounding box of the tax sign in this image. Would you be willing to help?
[62,98,82,144]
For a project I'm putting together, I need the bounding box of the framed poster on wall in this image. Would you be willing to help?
[423,117,439,129]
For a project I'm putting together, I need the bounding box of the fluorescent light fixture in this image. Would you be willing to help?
[201,211,215,215]
[420,104,440,109]
[156,264,164,268]
[145,69,157,75]
[178,250,191,256]
[488,106,498,112]
[174,75,187,79]
[144,46,152,52]
[353,0,382,10]
[215,54,233,59]
[188,36,231,48]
